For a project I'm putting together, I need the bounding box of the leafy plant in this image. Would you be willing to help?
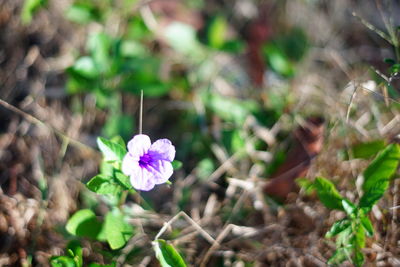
[57,135,185,265]
[311,144,400,266]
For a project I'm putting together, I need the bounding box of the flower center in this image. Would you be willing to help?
[139,153,152,167]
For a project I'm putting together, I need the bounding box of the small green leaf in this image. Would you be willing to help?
[341,199,356,216]
[154,239,187,267]
[360,216,374,237]
[314,177,344,211]
[391,63,400,74]
[164,22,203,57]
[50,256,76,267]
[384,58,396,65]
[114,171,132,189]
[325,219,351,238]
[104,209,133,250]
[335,224,353,247]
[66,209,102,239]
[207,16,227,49]
[353,250,365,267]
[71,57,99,79]
[87,33,112,73]
[97,137,127,162]
[359,181,389,211]
[66,241,83,267]
[360,144,400,210]
[354,224,366,249]
[86,175,122,195]
[363,144,400,189]
[296,178,314,195]
[347,140,386,159]
[21,0,47,24]
[65,3,98,24]
[172,160,183,170]
[110,136,126,148]
[327,247,351,266]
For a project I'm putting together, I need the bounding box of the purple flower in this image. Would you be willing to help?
[122,134,176,191]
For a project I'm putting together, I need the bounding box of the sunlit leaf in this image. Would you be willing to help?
[104,209,133,250]
[172,160,183,170]
[97,137,127,162]
[341,199,356,216]
[164,22,203,57]
[50,256,76,267]
[207,16,227,49]
[66,209,102,239]
[86,175,122,195]
[71,57,99,79]
[314,177,344,211]
[360,215,374,237]
[154,239,187,267]
[21,0,47,24]
[66,3,99,24]
[360,144,400,210]
[325,219,351,238]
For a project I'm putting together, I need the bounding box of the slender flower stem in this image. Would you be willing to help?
[139,90,143,135]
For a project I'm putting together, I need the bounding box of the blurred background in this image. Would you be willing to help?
[1,0,400,266]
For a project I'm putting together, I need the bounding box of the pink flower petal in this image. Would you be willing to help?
[146,160,173,185]
[129,167,156,191]
[121,153,139,176]
[148,139,176,162]
[127,134,151,159]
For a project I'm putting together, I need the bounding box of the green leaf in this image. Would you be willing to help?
[341,199,356,216]
[87,33,112,73]
[196,158,215,181]
[21,0,47,24]
[359,181,390,210]
[164,22,203,58]
[65,3,99,24]
[354,224,366,249]
[86,175,122,195]
[110,136,126,148]
[327,247,351,266]
[336,226,352,247]
[325,219,351,238]
[207,16,227,49]
[296,178,314,195]
[66,209,102,239]
[66,241,83,267]
[360,215,374,237]
[360,144,400,210]
[353,249,365,267]
[391,63,400,74]
[114,171,132,190]
[384,58,396,65]
[50,256,76,267]
[71,57,99,79]
[314,177,344,211]
[153,239,187,267]
[104,209,133,250]
[97,137,127,162]
[203,92,260,125]
[347,140,386,159]
[172,160,183,170]
[263,43,294,77]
